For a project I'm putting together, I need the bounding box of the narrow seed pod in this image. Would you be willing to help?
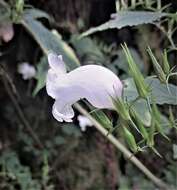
[112,96,141,133]
[155,120,170,140]
[122,126,138,153]
[91,110,113,130]
[147,118,155,147]
[162,50,170,75]
[147,107,164,157]
[152,103,161,122]
[111,96,131,121]
[130,108,149,140]
[138,122,149,140]
[152,103,169,140]
[168,106,177,129]
[147,47,166,83]
[122,44,149,99]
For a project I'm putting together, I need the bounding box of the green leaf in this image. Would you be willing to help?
[81,11,167,37]
[21,15,80,70]
[52,30,80,70]
[132,99,151,126]
[61,124,81,137]
[33,56,48,96]
[0,151,41,190]
[112,48,145,74]
[20,13,80,95]
[22,8,51,20]
[123,77,177,126]
[124,77,177,105]
[0,1,11,22]
[148,78,177,105]
[53,136,66,145]
[71,35,105,63]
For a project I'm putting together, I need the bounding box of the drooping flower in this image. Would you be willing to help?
[77,115,93,132]
[0,22,14,43]
[46,52,123,122]
[18,62,36,80]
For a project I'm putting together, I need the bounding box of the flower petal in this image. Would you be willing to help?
[68,65,123,108]
[48,52,66,74]
[52,100,74,122]
[77,115,93,130]
[18,62,36,80]
[46,69,69,99]
[0,22,14,42]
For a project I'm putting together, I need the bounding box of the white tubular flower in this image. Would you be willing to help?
[77,115,93,132]
[46,52,123,122]
[18,62,36,80]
